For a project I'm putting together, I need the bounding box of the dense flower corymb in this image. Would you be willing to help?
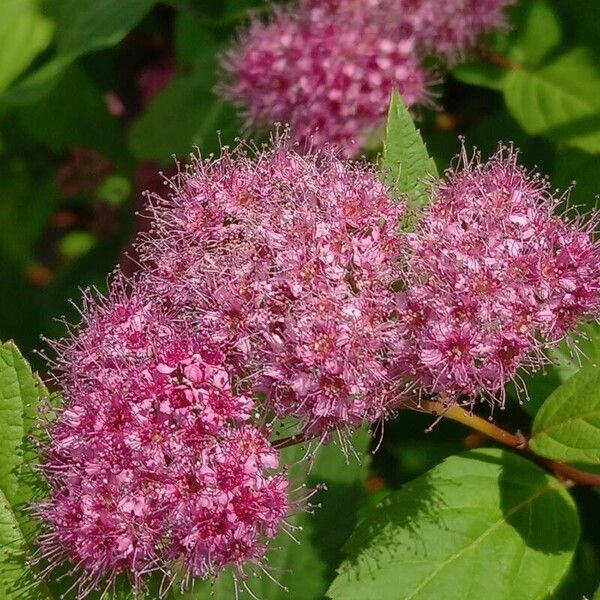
[141,138,406,437]
[221,0,514,155]
[405,0,514,62]
[38,283,288,597]
[396,145,600,403]
[220,5,429,156]
[300,0,513,58]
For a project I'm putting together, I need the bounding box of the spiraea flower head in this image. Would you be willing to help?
[38,279,288,597]
[219,4,429,156]
[298,0,514,62]
[405,0,515,62]
[396,144,600,405]
[220,0,515,154]
[140,136,406,438]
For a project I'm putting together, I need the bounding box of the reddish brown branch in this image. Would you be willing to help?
[272,398,600,487]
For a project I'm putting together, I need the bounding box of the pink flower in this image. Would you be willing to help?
[220,5,429,156]
[396,144,600,404]
[140,136,407,437]
[404,0,514,62]
[220,0,513,154]
[300,0,514,62]
[38,282,288,596]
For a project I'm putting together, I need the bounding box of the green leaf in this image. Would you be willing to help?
[58,231,97,261]
[380,90,438,208]
[0,163,58,270]
[453,0,560,91]
[0,342,32,500]
[54,0,157,57]
[504,49,600,154]
[452,62,507,91]
[129,61,241,164]
[505,0,561,66]
[516,323,600,417]
[553,539,600,600]
[0,0,157,106]
[17,66,123,157]
[96,175,131,206]
[0,55,72,106]
[130,21,239,163]
[530,362,600,465]
[553,147,600,213]
[0,0,54,93]
[174,12,209,69]
[0,341,53,599]
[0,490,53,600]
[328,449,579,600]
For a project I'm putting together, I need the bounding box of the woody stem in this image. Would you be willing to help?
[408,399,600,487]
[274,398,600,487]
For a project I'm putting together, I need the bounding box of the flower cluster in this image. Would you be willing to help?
[220,0,513,155]
[39,280,288,596]
[396,146,600,403]
[39,129,600,598]
[141,139,407,437]
[220,4,429,156]
[39,138,409,596]
[404,0,514,62]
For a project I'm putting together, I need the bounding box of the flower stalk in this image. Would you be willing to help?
[407,398,600,487]
[274,398,600,487]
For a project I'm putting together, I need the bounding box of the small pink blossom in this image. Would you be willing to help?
[221,0,513,154]
[404,0,514,62]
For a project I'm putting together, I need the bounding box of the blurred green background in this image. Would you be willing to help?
[0,2,599,598]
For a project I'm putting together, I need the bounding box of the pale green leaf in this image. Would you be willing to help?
[0,341,53,599]
[0,0,54,93]
[328,449,579,600]
[0,55,72,107]
[0,0,157,106]
[380,90,438,208]
[530,362,600,465]
[504,49,600,154]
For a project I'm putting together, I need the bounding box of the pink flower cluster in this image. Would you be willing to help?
[141,139,406,437]
[39,281,288,596]
[220,4,429,156]
[396,146,600,403]
[39,135,600,597]
[404,0,514,62]
[220,0,513,155]
[39,139,407,596]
